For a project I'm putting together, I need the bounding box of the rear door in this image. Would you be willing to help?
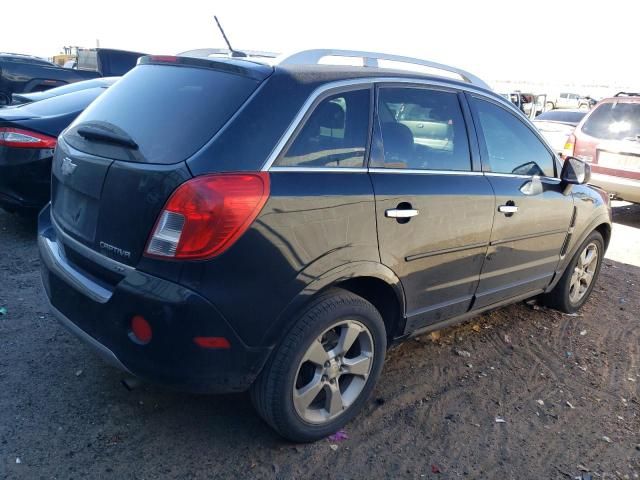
[468,95,574,308]
[371,85,495,331]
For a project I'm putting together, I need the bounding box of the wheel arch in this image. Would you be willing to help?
[260,262,406,347]
[546,214,611,293]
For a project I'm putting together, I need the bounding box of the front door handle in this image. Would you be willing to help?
[498,205,518,214]
[385,208,419,218]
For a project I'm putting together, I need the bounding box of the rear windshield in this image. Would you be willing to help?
[17,78,117,102]
[582,101,640,140]
[535,110,586,124]
[8,88,106,116]
[68,64,260,164]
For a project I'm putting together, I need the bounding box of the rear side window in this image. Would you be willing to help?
[582,101,640,140]
[275,89,370,168]
[69,64,260,164]
[472,97,555,177]
[372,87,471,171]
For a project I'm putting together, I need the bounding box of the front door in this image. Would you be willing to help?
[468,95,575,308]
[371,86,495,330]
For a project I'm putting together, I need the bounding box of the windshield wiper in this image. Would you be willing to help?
[77,126,138,149]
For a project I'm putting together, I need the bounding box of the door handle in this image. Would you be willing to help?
[498,205,518,214]
[385,208,419,218]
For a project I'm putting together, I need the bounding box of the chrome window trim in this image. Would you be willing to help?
[369,168,483,176]
[269,166,368,173]
[261,77,511,172]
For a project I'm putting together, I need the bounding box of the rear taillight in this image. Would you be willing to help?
[145,172,270,260]
[563,133,576,158]
[0,127,57,149]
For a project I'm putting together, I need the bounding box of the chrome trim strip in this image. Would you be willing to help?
[369,168,484,176]
[269,166,368,173]
[261,77,510,172]
[52,215,135,276]
[405,242,488,262]
[49,303,131,374]
[483,172,561,182]
[39,234,113,304]
[490,228,568,246]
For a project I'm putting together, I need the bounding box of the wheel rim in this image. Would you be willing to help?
[293,319,374,425]
[569,242,599,304]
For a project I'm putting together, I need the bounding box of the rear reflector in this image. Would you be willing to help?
[194,337,231,349]
[129,315,152,344]
[0,127,57,149]
[145,172,270,260]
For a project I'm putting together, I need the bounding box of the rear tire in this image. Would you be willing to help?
[544,231,604,313]
[250,288,386,442]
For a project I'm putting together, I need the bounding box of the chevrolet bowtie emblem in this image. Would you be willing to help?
[61,157,77,176]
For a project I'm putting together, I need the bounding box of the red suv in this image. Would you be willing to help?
[566,92,640,203]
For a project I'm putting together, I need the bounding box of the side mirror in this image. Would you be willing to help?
[561,156,591,185]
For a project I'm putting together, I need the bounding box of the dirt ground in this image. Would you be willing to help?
[0,202,639,480]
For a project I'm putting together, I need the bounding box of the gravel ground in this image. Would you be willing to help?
[0,202,639,479]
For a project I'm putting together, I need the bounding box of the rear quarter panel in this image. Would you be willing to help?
[177,171,380,347]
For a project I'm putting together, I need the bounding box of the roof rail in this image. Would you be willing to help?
[276,49,491,90]
[614,91,640,97]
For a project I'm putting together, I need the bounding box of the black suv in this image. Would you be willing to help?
[38,50,612,442]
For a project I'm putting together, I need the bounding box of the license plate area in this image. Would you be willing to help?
[597,149,640,173]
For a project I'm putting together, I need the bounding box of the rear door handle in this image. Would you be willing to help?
[385,208,419,218]
[498,205,518,214]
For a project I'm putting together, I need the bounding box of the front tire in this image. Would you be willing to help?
[544,231,604,313]
[250,288,386,442]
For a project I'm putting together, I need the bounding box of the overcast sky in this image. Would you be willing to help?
[3,0,638,86]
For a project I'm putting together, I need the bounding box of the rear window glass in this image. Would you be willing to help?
[535,110,586,124]
[19,78,116,102]
[68,64,260,164]
[11,88,105,116]
[582,102,640,140]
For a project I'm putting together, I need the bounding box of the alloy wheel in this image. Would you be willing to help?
[569,242,599,304]
[293,320,374,425]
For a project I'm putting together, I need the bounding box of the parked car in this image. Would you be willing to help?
[0,49,143,106]
[546,92,594,111]
[9,77,118,106]
[502,91,545,118]
[0,80,116,213]
[567,92,640,203]
[38,50,611,442]
[0,52,99,106]
[533,109,587,154]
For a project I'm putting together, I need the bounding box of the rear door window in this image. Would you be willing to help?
[372,87,471,171]
[472,97,556,177]
[581,101,640,140]
[67,64,261,164]
[275,89,370,168]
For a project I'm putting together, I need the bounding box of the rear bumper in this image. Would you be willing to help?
[38,205,272,393]
[0,147,52,211]
[590,173,640,204]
